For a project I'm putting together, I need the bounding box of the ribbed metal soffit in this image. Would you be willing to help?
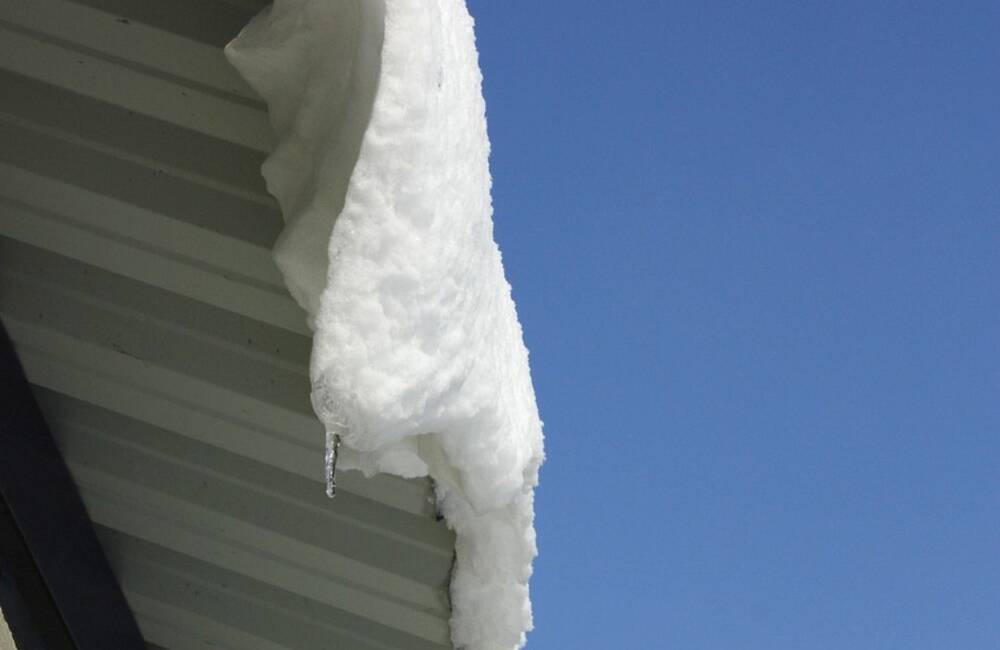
[0,1,456,648]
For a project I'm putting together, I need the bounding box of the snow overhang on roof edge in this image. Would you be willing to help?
[225,1,545,649]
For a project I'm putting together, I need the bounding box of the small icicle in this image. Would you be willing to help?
[325,429,341,498]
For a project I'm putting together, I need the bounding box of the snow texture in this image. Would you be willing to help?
[226,1,544,648]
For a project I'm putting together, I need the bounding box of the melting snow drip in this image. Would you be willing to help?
[227,1,544,648]
[319,388,347,500]
[324,430,341,498]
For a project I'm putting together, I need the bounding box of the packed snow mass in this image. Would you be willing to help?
[227,1,544,648]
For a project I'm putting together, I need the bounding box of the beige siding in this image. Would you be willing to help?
[0,1,456,648]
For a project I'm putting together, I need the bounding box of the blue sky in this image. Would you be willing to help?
[467,2,1000,648]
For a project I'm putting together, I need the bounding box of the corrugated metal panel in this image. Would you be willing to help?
[0,1,456,648]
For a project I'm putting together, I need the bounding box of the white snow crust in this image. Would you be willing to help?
[226,1,544,648]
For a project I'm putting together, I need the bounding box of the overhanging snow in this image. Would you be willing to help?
[226,1,544,648]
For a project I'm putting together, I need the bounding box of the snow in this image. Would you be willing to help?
[226,1,544,648]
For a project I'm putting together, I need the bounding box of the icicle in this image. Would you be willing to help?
[325,429,341,498]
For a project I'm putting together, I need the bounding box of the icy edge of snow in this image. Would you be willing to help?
[226,1,543,649]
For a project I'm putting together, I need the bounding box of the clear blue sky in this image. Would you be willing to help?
[467,2,1000,648]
